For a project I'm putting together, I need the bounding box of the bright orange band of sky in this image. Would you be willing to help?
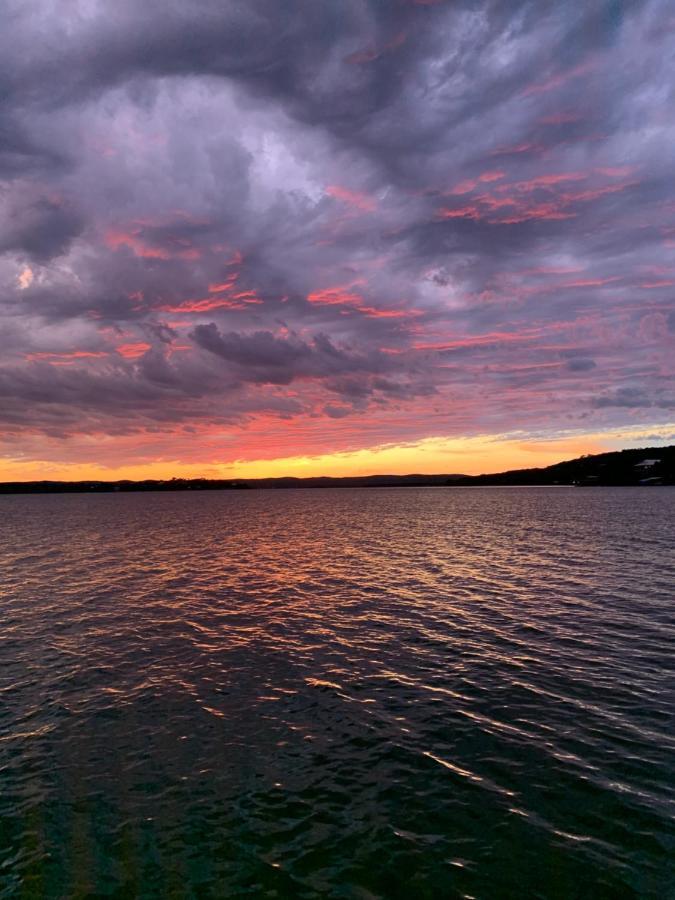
[1,424,672,483]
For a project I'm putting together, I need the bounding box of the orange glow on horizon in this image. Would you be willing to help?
[1,425,672,484]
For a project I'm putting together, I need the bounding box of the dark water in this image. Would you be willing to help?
[1,488,674,899]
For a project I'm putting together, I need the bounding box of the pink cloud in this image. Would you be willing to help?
[506,172,588,192]
[522,60,597,97]
[498,206,577,223]
[436,205,481,220]
[326,185,376,212]
[490,142,545,156]
[208,275,239,293]
[479,170,506,183]
[159,296,256,313]
[561,277,621,288]
[105,227,201,261]
[595,166,635,178]
[308,286,365,307]
[345,31,406,65]
[538,112,582,125]
[307,283,416,319]
[437,171,638,225]
[413,330,538,351]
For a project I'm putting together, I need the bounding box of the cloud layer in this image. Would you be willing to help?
[1,0,674,470]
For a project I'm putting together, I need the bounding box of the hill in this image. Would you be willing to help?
[448,445,674,487]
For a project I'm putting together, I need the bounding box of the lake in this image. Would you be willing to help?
[1,488,673,898]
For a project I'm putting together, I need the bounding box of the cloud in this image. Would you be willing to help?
[1,193,84,262]
[0,0,673,468]
[592,386,675,409]
[189,323,409,392]
[566,357,596,372]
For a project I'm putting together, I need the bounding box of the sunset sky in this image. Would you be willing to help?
[1,0,674,480]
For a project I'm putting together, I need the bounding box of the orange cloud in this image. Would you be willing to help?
[116,342,151,358]
[17,266,34,290]
[159,272,262,313]
[357,306,417,319]
[307,284,415,318]
[25,350,108,364]
[230,290,262,304]
[159,296,256,313]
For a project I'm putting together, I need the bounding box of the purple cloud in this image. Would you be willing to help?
[0,0,673,465]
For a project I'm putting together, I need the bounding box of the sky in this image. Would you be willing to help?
[1,0,674,480]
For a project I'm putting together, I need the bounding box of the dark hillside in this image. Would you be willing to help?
[450,445,675,486]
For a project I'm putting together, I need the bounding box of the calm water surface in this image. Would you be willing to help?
[1,488,674,898]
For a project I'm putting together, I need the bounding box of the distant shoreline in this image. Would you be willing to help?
[1,484,671,496]
[1,445,673,493]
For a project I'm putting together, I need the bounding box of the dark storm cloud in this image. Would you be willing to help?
[0,195,84,262]
[566,358,597,373]
[190,323,407,390]
[0,0,673,454]
[0,115,69,179]
[0,348,306,436]
[592,386,675,409]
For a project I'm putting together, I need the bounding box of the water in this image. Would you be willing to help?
[1,488,673,899]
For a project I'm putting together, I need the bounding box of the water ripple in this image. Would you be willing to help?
[0,487,673,898]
